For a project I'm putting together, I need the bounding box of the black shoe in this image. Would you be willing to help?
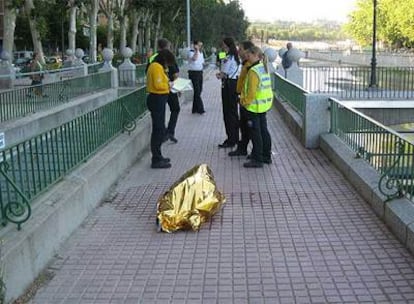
[228,149,247,156]
[151,160,171,169]
[218,141,235,148]
[243,160,263,168]
[246,154,252,160]
[168,134,178,143]
[162,134,169,143]
[198,111,205,115]
[263,158,272,164]
[162,157,171,162]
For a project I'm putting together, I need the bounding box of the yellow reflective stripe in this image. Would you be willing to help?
[149,52,159,63]
[218,52,226,59]
[245,63,273,113]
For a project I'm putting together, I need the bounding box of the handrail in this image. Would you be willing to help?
[0,71,112,123]
[302,65,414,100]
[272,72,308,115]
[329,97,414,201]
[0,87,147,229]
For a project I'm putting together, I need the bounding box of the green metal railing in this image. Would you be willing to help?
[0,71,112,123]
[87,62,105,74]
[272,73,307,115]
[330,98,414,201]
[302,66,414,100]
[117,64,147,87]
[135,64,146,84]
[0,87,147,229]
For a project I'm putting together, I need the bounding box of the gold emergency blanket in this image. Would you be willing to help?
[156,164,226,233]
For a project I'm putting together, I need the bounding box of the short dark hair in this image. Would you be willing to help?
[239,40,255,51]
[154,49,176,67]
[157,38,170,51]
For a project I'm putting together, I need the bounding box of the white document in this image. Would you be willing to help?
[171,78,193,93]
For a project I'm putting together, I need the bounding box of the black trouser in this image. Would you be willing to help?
[166,92,180,136]
[221,78,239,145]
[238,106,250,153]
[31,80,43,95]
[146,93,168,163]
[246,110,271,162]
[188,70,204,113]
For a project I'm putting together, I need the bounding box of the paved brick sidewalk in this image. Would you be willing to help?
[31,72,414,304]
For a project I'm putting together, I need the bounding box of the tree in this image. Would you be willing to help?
[3,0,25,57]
[68,0,83,52]
[99,0,115,49]
[84,0,99,62]
[25,0,47,63]
[344,0,414,49]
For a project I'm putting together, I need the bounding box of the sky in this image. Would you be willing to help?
[239,0,357,23]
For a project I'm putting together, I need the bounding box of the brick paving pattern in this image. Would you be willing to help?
[31,70,414,303]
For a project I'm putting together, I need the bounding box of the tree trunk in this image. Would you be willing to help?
[119,16,128,52]
[89,0,99,63]
[25,0,45,64]
[130,12,140,54]
[145,20,151,53]
[68,6,78,52]
[153,11,161,50]
[107,14,114,50]
[3,5,17,57]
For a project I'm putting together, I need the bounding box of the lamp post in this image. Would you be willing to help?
[369,0,377,88]
[186,0,191,48]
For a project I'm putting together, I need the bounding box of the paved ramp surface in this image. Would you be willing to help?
[31,72,414,304]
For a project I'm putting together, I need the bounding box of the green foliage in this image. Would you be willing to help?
[344,0,414,49]
[5,0,25,10]
[190,0,249,49]
[11,0,248,57]
[248,20,348,42]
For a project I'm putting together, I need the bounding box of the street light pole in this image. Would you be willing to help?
[186,0,191,48]
[369,0,377,88]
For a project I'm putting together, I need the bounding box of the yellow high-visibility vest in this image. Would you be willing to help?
[218,51,226,60]
[149,52,159,63]
[244,62,273,113]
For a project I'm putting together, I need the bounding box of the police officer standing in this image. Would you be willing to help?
[147,38,180,143]
[188,40,206,114]
[228,40,255,157]
[216,37,240,149]
[240,46,273,168]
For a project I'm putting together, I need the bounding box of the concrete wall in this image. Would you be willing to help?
[1,101,151,303]
[1,87,194,303]
[273,93,330,149]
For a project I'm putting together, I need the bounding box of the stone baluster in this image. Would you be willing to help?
[99,48,118,88]
[0,51,15,89]
[118,47,136,87]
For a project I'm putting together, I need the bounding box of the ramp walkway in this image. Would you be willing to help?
[29,69,414,304]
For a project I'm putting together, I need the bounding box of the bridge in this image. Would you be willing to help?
[2,54,414,303]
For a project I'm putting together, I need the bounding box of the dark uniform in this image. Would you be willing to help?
[166,63,180,142]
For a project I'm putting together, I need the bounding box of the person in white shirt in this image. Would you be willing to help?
[215,37,241,148]
[187,40,205,114]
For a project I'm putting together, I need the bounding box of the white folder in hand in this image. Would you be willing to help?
[171,78,193,93]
